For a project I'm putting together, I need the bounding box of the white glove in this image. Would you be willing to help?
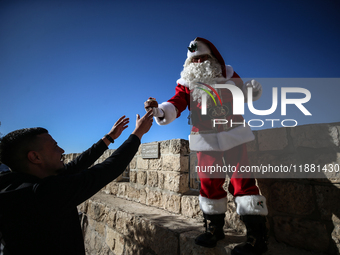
[244,79,262,101]
[152,107,164,118]
[245,79,262,91]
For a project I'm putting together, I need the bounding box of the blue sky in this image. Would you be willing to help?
[0,0,339,154]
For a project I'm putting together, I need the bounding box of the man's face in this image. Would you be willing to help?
[35,133,65,176]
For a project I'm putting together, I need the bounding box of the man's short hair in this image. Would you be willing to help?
[0,127,48,172]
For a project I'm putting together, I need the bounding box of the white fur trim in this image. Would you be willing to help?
[187,40,211,59]
[199,195,228,214]
[176,78,187,87]
[217,124,255,151]
[235,195,268,216]
[155,102,177,126]
[189,124,255,151]
[189,133,220,151]
[226,65,234,79]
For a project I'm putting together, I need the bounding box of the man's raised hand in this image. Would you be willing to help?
[132,109,153,140]
[108,115,130,139]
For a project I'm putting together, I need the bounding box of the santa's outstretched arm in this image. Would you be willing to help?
[144,98,178,126]
[154,102,178,125]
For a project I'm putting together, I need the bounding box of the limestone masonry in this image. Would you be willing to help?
[63,122,340,255]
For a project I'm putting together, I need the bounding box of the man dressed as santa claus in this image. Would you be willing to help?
[145,37,268,255]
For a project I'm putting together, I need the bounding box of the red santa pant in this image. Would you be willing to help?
[196,144,259,200]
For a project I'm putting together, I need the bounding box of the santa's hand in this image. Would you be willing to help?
[245,79,262,92]
[151,107,164,118]
[245,79,262,101]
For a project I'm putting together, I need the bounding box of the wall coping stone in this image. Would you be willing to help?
[80,193,326,255]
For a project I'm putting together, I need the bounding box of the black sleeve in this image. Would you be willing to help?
[34,134,140,213]
[62,139,108,175]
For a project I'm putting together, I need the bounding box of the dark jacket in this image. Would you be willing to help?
[0,134,140,255]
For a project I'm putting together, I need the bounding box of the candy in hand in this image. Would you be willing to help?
[144,97,158,111]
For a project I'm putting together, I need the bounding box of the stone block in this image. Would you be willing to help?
[107,182,119,195]
[130,157,137,169]
[132,217,149,245]
[146,187,163,208]
[160,140,171,154]
[88,217,105,237]
[189,177,200,191]
[246,136,258,152]
[170,139,190,155]
[136,156,149,170]
[158,172,165,190]
[101,181,125,195]
[179,231,244,255]
[124,238,147,255]
[273,216,330,252]
[226,199,246,233]
[270,181,315,215]
[117,183,127,199]
[163,192,181,214]
[139,187,147,204]
[258,127,288,151]
[101,184,111,195]
[189,152,198,169]
[248,152,277,167]
[84,228,107,254]
[136,171,147,186]
[256,179,273,216]
[115,210,134,237]
[164,172,189,193]
[162,154,189,172]
[105,226,125,255]
[149,158,162,170]
[144,221,179,255]
[296,150,334,167]
[181,195,201,218]
[126,184,141,202]
[130,170,137,183]
[147,171,158,187]
[290,124,339,148]
[103,208,116,229]
[87,201,107,221]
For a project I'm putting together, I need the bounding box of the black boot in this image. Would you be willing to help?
[232,215,268,255]
[195,213,225,248]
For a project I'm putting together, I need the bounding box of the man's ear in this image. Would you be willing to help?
[27,151,41,164]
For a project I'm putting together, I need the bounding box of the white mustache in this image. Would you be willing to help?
[180,59,222,102]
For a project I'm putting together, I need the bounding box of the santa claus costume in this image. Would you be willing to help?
[152,37,268,255]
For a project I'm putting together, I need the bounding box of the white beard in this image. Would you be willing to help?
[180,58,223,102]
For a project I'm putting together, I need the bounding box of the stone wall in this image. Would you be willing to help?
[101,139,192,215]
[72,122,340,255]
[248,122,340,254]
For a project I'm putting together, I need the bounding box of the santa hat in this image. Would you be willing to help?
[186,37,227,78]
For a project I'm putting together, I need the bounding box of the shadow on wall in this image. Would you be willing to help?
[248,123,340,254]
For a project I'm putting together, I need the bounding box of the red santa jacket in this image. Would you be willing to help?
[155,66,255,151]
